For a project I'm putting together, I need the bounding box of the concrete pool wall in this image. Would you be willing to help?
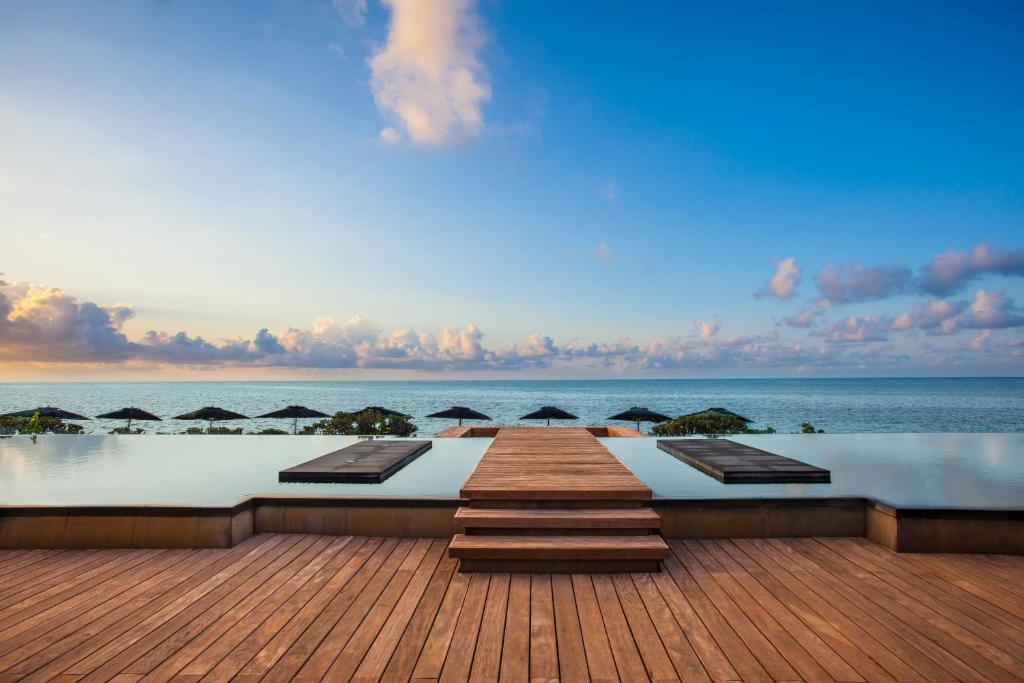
[2,496,1021,554]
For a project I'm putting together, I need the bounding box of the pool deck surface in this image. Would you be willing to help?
[1,534,1023,682]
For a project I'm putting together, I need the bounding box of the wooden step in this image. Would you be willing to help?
[455,507,661,530]
[449,534,669,561]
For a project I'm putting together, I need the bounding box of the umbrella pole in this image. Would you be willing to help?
[127,418,132,431]
[293,417,298,435]
[636,419,641,432]
[459,418,463,426]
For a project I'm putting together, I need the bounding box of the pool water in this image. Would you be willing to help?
[1,433,1022,509]
[0,435,490,506]
[604,433,1024,509]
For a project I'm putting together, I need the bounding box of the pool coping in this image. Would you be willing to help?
[1,495,1022,554]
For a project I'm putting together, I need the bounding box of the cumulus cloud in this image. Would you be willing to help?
[3,275,1021,374]
[369,0,491,145]
[920,244,1024,296]
[814,263,913,305]
[821,315,893,343]
[695,319,721,340]
[755,257,801,300]
[595,242,614,264]
[891,298,967,334]
[964,289,1024,330]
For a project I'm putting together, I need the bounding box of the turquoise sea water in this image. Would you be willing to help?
[0,378,1021,435]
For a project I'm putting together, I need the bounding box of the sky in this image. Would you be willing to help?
[1,0,1023,379]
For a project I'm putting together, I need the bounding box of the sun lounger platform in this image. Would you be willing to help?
[657,438,831,483]
[279,439,432,483]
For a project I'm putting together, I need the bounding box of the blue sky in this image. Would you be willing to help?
[1,0,1022,378]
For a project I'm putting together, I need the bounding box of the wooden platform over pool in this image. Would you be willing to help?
[278,440,432,483]
[455,427,667,573]
[1,533,1022,681]
[658,438,831,484]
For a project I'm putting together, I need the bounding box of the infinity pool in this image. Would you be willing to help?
[604,433,1024,509]
[1,433,1023,509]
[0,435,491,506]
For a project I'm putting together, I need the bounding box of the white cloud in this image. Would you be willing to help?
[755,257,801,300]
[333,0,368,27]
[369,0,491,145]
[595,241,614,264]
[379,126,401,144]
[696,319,721,340]
[969,330,992,351]
[920,243,1024,295]
[814,263,912,304]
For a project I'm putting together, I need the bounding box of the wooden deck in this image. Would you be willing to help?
[1,534,1022,681]
[278,440,432,483]
[657,439,831,484]
[461,427,652,501]
[455,428,665,572]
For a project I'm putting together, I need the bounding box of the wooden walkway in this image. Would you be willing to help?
[461,427,652,501]
[1,534,1022,681]
[455,428,666,572]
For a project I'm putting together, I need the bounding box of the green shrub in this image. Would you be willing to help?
[0,414,85,435]
[255,428,288,435]
[300,410,418,436]
[110,427,145,435]
[651,411,749,436]
[183,426,243,434]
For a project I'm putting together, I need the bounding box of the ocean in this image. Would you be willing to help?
[0,378,1021,435]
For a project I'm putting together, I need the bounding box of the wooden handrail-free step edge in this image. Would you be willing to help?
[454,507,661,529]
[449,534,669,560]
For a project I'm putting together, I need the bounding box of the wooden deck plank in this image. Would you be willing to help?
[669,542,798,681]
[550,575,588,683]
[330,539,445,682]
[529,575,559,683]
[497,574,530,683]
[0,535,1019,682]
[569,575,619,683]
[375,555,458,682]
[467,572,508,683]
[11,538,280,680]
[793,538,1021,683]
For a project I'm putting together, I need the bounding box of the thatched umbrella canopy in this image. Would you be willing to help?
[174,406,249,432]
[427,406,492,426]
[96,407,161,431]
[519,406,578,426]
[2,407,91,420]
[257,405,329,434]
[606,406,672,432]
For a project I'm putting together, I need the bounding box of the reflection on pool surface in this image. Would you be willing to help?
[0,435,491,506]
[2,433,1023,510]
[604,433,1024,509]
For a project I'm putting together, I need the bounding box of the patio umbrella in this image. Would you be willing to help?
[606,406,672,432]
[257,405,330,434]
[427,406,492,426]
[519,406,578,426]
[173,406,249,432]
[1,407,91,420]
[353,406,411,418]
[96,407,161,431]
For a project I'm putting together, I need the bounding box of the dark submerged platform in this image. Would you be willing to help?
[657,438,831,484]
[278,439,432,483]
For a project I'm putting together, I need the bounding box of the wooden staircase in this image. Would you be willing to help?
[449,427,668,573]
